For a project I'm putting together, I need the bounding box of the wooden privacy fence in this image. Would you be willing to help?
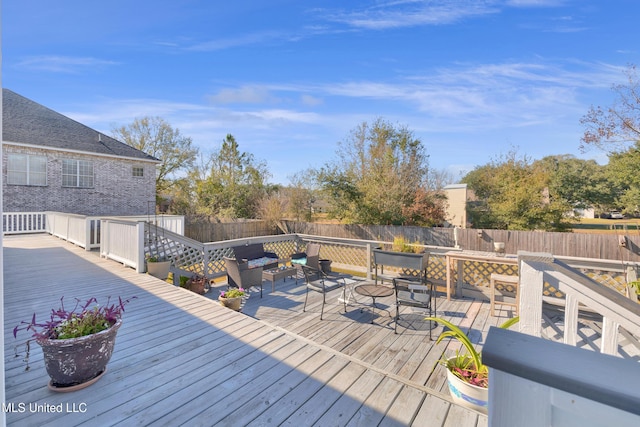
[185,218,276,242]
[284,221,640,263]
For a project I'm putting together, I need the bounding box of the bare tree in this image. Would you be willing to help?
[112,116,198,196]
[580,64,640,152]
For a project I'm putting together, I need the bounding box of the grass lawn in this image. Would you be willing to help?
[571,217,640,234]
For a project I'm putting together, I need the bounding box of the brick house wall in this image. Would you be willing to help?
[3,145,157,216]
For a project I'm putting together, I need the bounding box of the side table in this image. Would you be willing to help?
[262,267,298,292]
[354,282,394,324]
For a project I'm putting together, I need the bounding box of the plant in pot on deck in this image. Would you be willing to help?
[424,316,519,414]
[179,274,209,295]
[14,296,135,391]
[146,254,171,280]
[218,287,247,311]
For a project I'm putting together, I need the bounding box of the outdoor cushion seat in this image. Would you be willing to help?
[247,256,279,269]
[291,243,321,270]
[231,243,278,271]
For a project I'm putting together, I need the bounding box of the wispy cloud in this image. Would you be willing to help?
[323,1,499,30]
[506,0,567,7]
[209,86,281,104]
[301,94,323,106]
[16,55,118,73]
[187,31,288,51]
[319,61,625,131]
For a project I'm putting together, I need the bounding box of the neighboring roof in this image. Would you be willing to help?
[2,88,159,162]
[444,183,467,190]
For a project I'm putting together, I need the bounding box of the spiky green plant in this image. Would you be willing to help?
[425,316,519,388]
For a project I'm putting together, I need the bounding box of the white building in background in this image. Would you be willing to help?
[443,183,469,229]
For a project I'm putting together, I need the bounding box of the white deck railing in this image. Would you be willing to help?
[100,219,145,272]
[484,327,640,427]
[482,253,640,425]
[518,252,640,355]
[3,212,47,234]
[111,215,184,235]
[45,212,101,250]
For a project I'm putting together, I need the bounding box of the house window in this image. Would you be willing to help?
[132,166,144,177]
[7,154,47,186]
[62,159,94,188]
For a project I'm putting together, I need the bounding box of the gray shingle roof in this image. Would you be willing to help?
[2,89,159,162]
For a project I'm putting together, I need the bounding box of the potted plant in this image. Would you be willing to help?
[218,288,247,311]
[14,296,135,391]
[179,274,209,295]
[424,316,519,414]
[391,236,423,253]
[146,255,171,280]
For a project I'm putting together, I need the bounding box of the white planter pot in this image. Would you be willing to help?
[445,360,488,415]
[147,261,170,280]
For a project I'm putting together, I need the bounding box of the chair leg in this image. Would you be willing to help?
[320,292,326,320]
[341,287,347,313]
[394,304,399,334]
[303,288,309,312]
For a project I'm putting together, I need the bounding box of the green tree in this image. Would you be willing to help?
[463,151,571,231]
[317,118,446,225]
[196,134,271,219]
[536,155,616,212]
[112,116,198,199]
[605,146,640,214]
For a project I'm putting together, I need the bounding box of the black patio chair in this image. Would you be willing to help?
[301,264,347,320]
[393,277,436,338]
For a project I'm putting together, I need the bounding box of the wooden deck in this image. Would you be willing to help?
[3,235,515,426]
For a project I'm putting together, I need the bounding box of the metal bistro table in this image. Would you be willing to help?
[354,282,394,324]
[262,267,298,292]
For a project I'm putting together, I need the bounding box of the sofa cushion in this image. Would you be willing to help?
[248,256,278,269]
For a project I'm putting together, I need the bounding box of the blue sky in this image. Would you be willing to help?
[3,1,638,184]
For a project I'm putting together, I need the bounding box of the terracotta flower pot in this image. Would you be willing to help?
[37,318,122,391]
[445,357,488,415]
[188,277,207,295]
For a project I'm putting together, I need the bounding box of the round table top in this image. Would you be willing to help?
[354,283,394,298]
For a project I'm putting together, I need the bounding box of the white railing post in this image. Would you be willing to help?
[136,221,145,273]
[518,252,551,337]
[100,220,109,258]
[84,217,92,251]
[601,317,620,355]
[563,293,579,346]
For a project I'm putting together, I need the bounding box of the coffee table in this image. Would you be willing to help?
[354,282,394,323]
[262,267,298,292]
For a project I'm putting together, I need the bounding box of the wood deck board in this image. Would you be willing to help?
[4,235,491,426]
